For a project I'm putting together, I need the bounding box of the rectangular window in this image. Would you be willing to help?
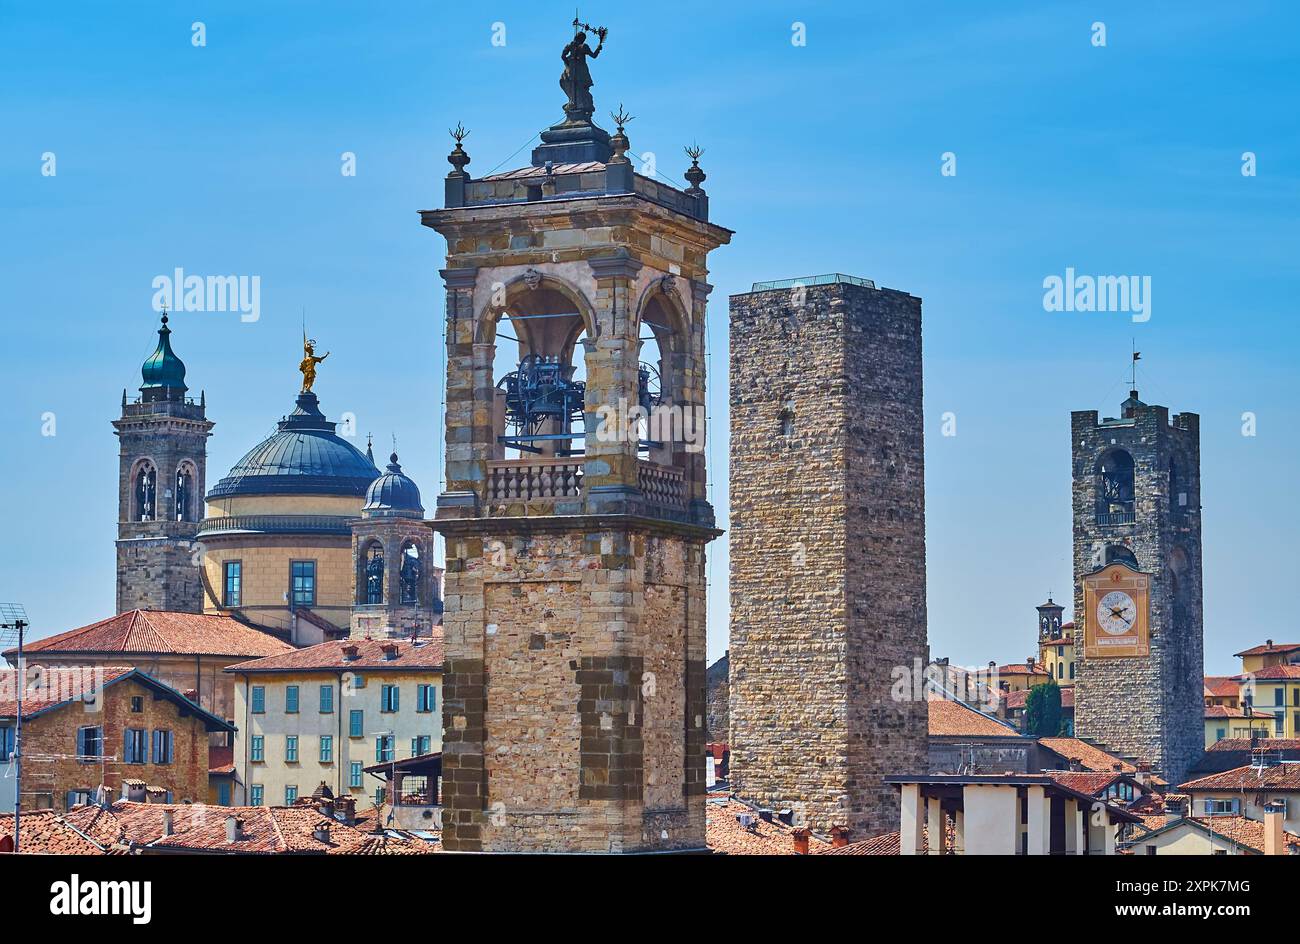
[250,784,264,807]
[416,684,436,713]
[130,696,144,713]
[124,728,147,765]
[320,736,333,763]
[319,685,334,713]
[290,560,316,607]
[76,726,103,762]
[151,729,174,764]
[411,735,431,756]
[285,785,298,805]
[349,762,363,789]
[374,787,386,807]
[349,710,364,738]
[376,735,394,763]
[251,735,264,762]
[1203,798,1240,815]
[1215,727,1226,741]
[223,560,242,607]
[251,686,265,714]
[66,789,93,810]
[381,684,400,713]
[285,685,300,714]
[217,782,232,806]
[285,735,299,763]
[1276,687,1285,706]
[0,726,13,762]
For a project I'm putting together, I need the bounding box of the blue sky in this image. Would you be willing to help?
[1,2,1296,673]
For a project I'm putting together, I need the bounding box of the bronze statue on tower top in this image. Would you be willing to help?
[560,17,607,124]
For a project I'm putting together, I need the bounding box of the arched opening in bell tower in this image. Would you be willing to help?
[1095,448,1135,520]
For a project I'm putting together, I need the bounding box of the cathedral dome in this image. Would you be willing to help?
[140,314,188,399]
[206,391,380,500]
[363,452,424,517]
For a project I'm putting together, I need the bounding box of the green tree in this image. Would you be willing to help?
[1025,677,1063,737]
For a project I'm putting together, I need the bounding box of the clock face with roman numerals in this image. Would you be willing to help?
[1097,590,1137,636]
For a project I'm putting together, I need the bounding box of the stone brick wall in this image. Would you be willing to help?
[114,399,212,614]
[17,674,211,811]
[729,280,929,839]
[705,651,729,743]
[1071,404,1204,785]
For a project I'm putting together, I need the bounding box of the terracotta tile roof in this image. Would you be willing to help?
[0,810,108,854]
[1041,637,1073,647]
[209,745,235,776]
[226,632,443,674]
[821,820,958,855]
[1180,762,1300,792]
[997,663,1050,676]
[927,697,1021,738]
[480,161,607,181]
[705,797,831,855]
[1046,770,1125,795]
[1204,676,1241,699]
[0,667,232,732]
[1236,664,1300,680]
[1184,815,1300,854]
[1038,737,1136,773]
[9,610,293,659]
[60,801,436,855]
[1205,705,1260,719]
[1206,738,1300,754]
[0,666,133,718]
[1233,642,1300,658]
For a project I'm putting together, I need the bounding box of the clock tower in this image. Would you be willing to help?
[1070,388,1203,785]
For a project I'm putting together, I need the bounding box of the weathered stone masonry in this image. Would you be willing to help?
[729,278,929,838]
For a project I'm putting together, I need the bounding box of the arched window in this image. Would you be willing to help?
[400,542,422,605]
[175,465,194,522]
[134,462,157,521]
[1096,449,1135,518]
[363,541,384,605]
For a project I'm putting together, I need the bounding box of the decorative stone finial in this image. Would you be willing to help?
[684,143,706,194]
[447,123,470,176]
[609,105,634,164]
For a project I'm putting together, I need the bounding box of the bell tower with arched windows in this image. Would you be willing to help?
[421,26,731,853]
[1071,388,1203,784]
[113,313,214,613]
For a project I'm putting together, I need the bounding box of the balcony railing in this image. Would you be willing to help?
[485,458,688,509]
[1095,512,1135,526]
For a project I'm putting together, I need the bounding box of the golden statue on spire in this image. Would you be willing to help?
[299,332,329,393]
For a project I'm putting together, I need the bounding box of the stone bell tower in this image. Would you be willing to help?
[1071,388,1203,785]
[421,24,731,853]
[113,313,213,613]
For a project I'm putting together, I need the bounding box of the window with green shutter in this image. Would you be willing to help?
[251,735,264,762]
[349,710,364,737]
[251,686,265,714]
[286,736,299,763]
[320,736,333,763]
[285,685,300,713]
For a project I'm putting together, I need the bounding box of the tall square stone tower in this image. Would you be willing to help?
[420,30,731,852]
[728,275,929,838]
[113,315,212,614]
[1071,391,1203,785]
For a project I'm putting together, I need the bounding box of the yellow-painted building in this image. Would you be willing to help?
[1233,640,1300,675]
[197,389,380,644]
[1039,621,1076,688]
[226,637,443,810]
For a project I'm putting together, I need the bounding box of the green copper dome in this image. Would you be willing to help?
[140,314,188,400]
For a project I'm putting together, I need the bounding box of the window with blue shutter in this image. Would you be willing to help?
[76,726,103,763]
[349,762,363,789]
[320,736,333,763]
[376,736,394,762]
[218,782,231,806]
[0,726,13,762]
[349,710,364,737]
[286,736,299,763]
[381,684,399,713]
[251,735,264,762]
[152,730,174,764]
[411,735,431,756]
[285,685,300,713]
[285,785,298,805]
[251,686,265,714]
[319,685,333,713]
[124,728,147,764]
[417,684,436,713]
[250,784,264,806]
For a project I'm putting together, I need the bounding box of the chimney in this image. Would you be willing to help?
[334,796,356,825]
[1026,657,1035,671]
[162,809,174,836]
[381,643,399,661]
[342,644,359,662]
[1264,802,1285,856]
[225,816,244,843]
[313,822,332,844]
[830,824,852,848]
[791,828,810,855]
[1266,639,1274,649]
